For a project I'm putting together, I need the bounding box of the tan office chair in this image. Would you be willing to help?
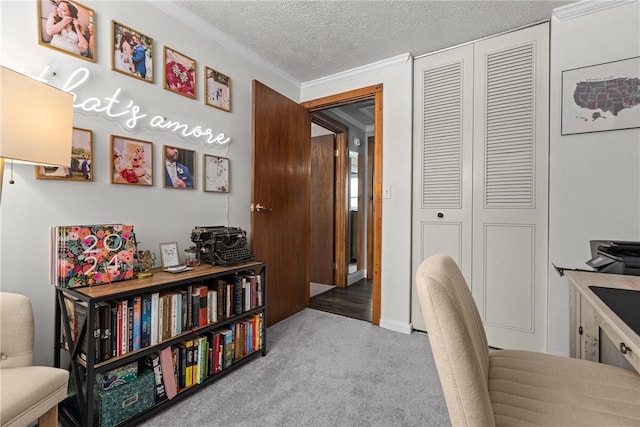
[416,255,640,426]
[0,292,69,427]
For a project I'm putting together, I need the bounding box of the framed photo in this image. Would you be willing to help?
[164,145,196,189]
[35,127,93,181]
[38,0,95,62]
[164,47,196,99]
[159,242,179,269]
[110,135,153,186]
[111,21,153,82]
[562,56,640,135]
[204,154,230,192]
[205,67,231,112]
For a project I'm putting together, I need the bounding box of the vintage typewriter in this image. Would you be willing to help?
[191,226,255,266]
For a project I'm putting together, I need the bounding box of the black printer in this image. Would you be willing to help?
[586,240,640,276]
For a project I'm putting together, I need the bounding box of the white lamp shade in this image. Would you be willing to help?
[0,66,73,167]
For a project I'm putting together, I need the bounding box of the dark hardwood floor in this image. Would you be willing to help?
[309,278,372,322]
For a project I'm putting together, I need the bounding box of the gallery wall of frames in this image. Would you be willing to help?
[35,0,232,192]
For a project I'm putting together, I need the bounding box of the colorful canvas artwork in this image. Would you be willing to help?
[52,224,137,287]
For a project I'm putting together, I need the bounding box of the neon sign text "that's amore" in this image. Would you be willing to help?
[34,66,231,147]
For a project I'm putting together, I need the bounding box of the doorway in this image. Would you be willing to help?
[302,85,382,324]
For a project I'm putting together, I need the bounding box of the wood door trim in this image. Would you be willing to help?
[311,113,348,287]
[302,84,382,326]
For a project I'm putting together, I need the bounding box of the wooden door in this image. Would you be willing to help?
[310,134,335,285]
[251,80,311,326]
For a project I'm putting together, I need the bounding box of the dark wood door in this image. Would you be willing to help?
[310,134,335,285]
[251,80,311,326]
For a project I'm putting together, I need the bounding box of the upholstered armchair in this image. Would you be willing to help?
[416,255,640,426]
[0,292,69,427]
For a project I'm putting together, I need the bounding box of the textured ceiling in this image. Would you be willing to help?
[172,0,575,83]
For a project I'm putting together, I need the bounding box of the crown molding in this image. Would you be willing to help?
[146,1,301,90]
[552,0,636,21]
[301,53,411,92]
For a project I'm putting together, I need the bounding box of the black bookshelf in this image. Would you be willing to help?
[54,262,267,427]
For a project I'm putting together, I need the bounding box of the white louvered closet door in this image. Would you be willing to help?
[472,23,549,351]
[411,45,474,331]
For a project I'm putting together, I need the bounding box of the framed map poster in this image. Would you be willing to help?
[561,57,640,135]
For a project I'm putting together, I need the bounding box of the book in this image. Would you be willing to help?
[217,327,234,369]
[110,302,118,357]
[148,352,167,403]
[132,296,142,351]
[233,276,243,315]
[127,298,134,352]
[51,224,137,288]
[150,292,159,346]
[141,294,152,348]
[74,301,88,361]
[191,287,200,328]
[246,275,258,310]
[193,284,209,327]
[208,289,217,324]
[97,301,112,361]
[184,339,194,388]
[159,346,177,399]
[192,338,199,385]
[176,342,187,389]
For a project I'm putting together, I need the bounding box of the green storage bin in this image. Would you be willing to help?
[95,369,155,427]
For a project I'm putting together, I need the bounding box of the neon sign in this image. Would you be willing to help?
[30,66,231,147]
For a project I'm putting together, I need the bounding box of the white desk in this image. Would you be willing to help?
[566,270,640,374]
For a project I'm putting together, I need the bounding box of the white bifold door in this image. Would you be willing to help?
[411,23,549,351]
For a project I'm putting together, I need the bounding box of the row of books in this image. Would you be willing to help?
[149,314,263,401]
[63,273,263,363]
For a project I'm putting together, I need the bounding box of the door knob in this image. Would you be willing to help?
[251,203,272,213]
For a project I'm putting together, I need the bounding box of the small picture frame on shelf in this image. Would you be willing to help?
[205,67,231,112]
[111,135,153,186]
[35,127,93,181]
[164,145,196,189]
[38,0,96,62]
[159,242,179,269]
[164,46,196,99]
[203,154,230,193]
[111,20,154,82]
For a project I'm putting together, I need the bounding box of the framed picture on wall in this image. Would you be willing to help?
[205,67,231,112]
[561,56,640,135]
[110,135,153,186]
[38,0,95,62]
[164,47,196,99]
[111,20,154,82]
[163,145,196,189]
[203,154,230,192]
[35,127,93,181]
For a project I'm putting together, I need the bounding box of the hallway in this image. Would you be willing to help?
[309,278,372,322]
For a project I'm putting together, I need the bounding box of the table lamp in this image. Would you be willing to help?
[0,66,74,204]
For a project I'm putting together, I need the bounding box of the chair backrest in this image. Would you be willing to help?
[0,292,34,368]
[415,255,494,427]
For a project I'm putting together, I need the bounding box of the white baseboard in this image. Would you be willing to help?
[379,318,412,334]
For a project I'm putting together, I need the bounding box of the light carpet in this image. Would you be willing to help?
[140,308,449,426]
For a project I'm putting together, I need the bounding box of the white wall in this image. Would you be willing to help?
[0,0,298,365]
[301,55,414,333]
[548,0,640,355]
